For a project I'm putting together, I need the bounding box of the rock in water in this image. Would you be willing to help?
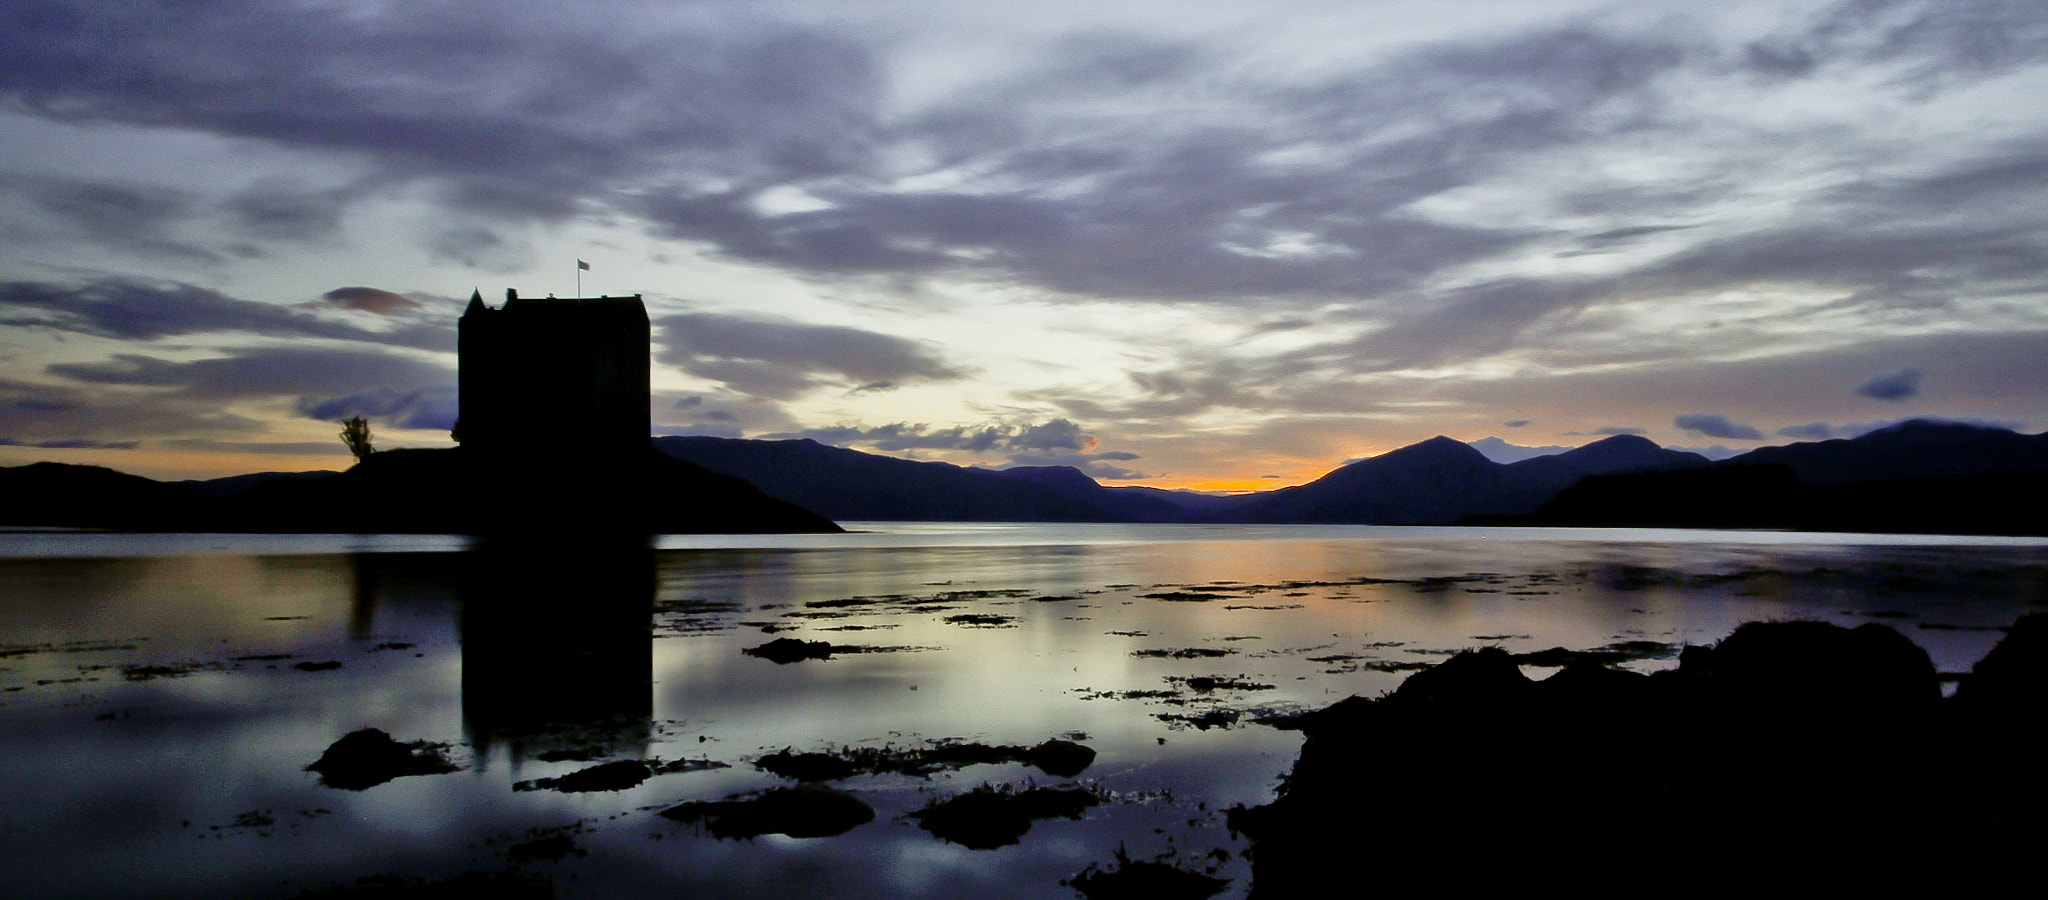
[1026,739,1097,777]
[306,728,460,791]
[742,638,842,664]
[659,786,874,839]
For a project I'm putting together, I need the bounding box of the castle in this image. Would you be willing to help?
[457,289,650,461]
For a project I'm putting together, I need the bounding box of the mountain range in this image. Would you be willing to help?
[655,421,2046,534]
[5,419,2044,535]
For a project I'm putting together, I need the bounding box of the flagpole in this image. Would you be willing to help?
[576,261,581,297]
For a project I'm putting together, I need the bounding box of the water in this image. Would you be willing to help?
[2,523,2043,898]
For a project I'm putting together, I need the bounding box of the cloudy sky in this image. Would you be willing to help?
[3,0,2045,488]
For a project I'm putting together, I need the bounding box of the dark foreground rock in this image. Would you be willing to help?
[659,786,875,839]
[753,738,1097,781]
[742,638,847,663]
[512,760,650,793]
[1065,858,1228,900]
[909,784,1100,849]
[306,728,461,791]
[1233,616,2048,894]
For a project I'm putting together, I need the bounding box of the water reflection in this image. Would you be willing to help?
[4,526,2047,899]
[451,540,655,764]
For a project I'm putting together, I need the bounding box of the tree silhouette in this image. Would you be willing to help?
[340,416,375,463]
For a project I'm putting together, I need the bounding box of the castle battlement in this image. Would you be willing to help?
[457,288,651,461]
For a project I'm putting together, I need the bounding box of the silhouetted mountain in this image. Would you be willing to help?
[654,436,1131,522]
[1528,422,2048,535]
[1,449,839,534]
[1799,469,2048,536]
[1213,436,1514,524]
[1105,484,1251,516]
[1496,434,1711,510]
[1534,464,1803,529]
[0,462,207,530]
[1724,419,2048,483]
[993,466,1188,522]
[182,469,339,500]
[655,433,1727,527]
[1209,434,1707,525]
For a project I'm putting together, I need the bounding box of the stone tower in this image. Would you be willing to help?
[457,289,651,462]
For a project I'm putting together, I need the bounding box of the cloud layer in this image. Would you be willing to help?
[2,1,2045,483]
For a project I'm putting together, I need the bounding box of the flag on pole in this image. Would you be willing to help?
[577,259,590,271]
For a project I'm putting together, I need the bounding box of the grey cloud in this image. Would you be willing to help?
[0,437,140,450]
[1008,419,1094,452]
[869,424,1007,453]
[13,0,2036,336]
[0,3,1681,305]
[299,387,458,431]
[1855,367,1924,400]
[1415,330,2048,438]
[1503,420,1532,428]
[1776,422,1836,441]
[0,377,262,443]
[1674,413,1764,441]
[762,423,1003,453]
[759,418,1115,456]
[428,227,520,268]
[656,313,965,400]
[0,278,453,349]
[1582,224,1695,244]
[19,176,216,260]
[225,182,350,242]
[1333,278,1604,372]
[320,287,421,316]
[0,1,885,248]
[47,347,455,418]
[1779,416,2026,443]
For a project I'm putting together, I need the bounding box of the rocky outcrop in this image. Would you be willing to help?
[1234,617,2043,895]
[306,728,461,791]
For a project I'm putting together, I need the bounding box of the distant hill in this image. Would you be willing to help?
[1528,421,2048,535]
[1104,484,1251,517]
[0,462,209,530]
[653,436,1140,522]
[1210,434,1708,525]
[1727,420,2048,484]
[182,469,339,500]
[1,448,840,534]
[1212,437,1513,524]
[991,466,1190,522]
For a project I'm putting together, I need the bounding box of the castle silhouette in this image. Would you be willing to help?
[457,289,650,461]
